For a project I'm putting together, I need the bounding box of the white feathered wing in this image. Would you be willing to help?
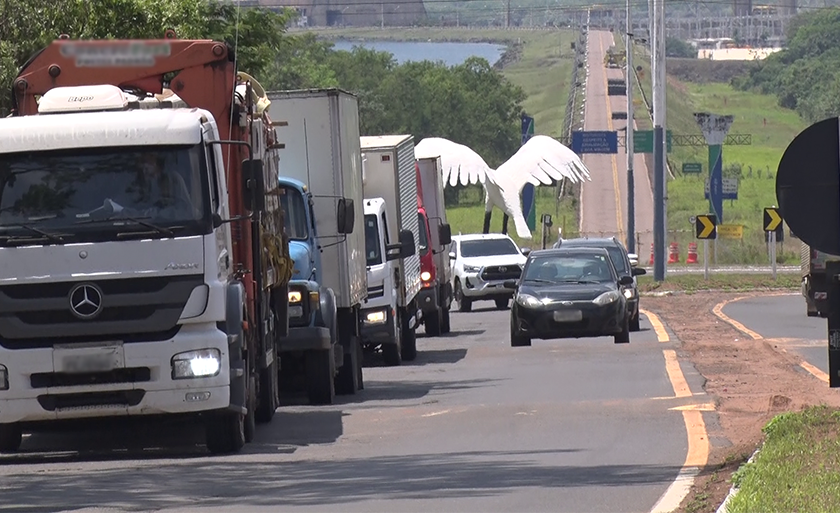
[413,137,494,187]
[491,135,592,239]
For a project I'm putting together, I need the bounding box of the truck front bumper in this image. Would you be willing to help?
[0,325,231,425]
[360,307,396,345]
[417,286,440,313]
[281,326,332,352]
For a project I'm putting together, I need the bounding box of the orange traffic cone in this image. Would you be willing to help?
[667,242,680,264]
[686,242,698,264]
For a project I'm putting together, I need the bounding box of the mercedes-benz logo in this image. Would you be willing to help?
[68,283,103,319]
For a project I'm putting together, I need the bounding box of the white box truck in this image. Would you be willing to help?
[359,135,422,365]
[267,88,367,404]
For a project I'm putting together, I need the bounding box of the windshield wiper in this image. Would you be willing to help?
[76,215,174,237]
[525,278,555,284]
[0,224,65,243]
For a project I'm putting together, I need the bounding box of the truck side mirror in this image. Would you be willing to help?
[337,197,355,234]
[399,229,416,259]
[438,223,452,246]
[241,159,265,212]
[448,251,456,260]
[385,243,402,261]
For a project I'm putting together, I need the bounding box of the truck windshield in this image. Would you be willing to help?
[460,238,520,258]
[278,186,308,241]
[364,214,381,266]
[0,145,211,243]
[418,212,429,256]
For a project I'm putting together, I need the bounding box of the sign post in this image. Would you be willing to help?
[695,214,717,280]
[764,207,782,281]
[694,113,734,223]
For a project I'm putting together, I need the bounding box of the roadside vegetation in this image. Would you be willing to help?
[637,272,799,293]
[726,406,840,513]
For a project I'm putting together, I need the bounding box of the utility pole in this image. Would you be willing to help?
[626,0,635,254]
[506,0,511,28]
[652,0,666,281]
[380,2,384,29]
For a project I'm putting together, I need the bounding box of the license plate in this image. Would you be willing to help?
[553,310,583,322]
[54,343,124,374]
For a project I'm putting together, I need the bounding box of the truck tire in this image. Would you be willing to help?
[335,336,361,395]
[305,348,335,405]
[205,412,246,454]
[0,424,22,453]
[425,309,442,337]
[441,306,451,334]
[495,298,509,310]
[245,373,257,443]
[357,337,365,390]
[383,312,402,366]
[255,358,279,423]
[401,312,417,362]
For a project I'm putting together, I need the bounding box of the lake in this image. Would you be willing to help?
[329,40,507,66]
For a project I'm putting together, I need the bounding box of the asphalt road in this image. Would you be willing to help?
[0,304,693,513]
[580,30,654,253]
[722,294,829,375]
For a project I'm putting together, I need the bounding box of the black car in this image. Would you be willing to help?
[505,247,634,346]
[553,236,646,331]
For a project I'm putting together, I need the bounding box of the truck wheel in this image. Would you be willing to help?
[383,312,402,366]
[255,358,279,423]
[441,307,451,334]
[305,348,335,405]
[356,337,365,390]
[401,312,417,361]
[245,373,257,443]
[455,281,472,313]
[205,412,246,454]
[335,336,360,395]
[0,424,22,453]
[425,310,442,337]
[495,298,509,310]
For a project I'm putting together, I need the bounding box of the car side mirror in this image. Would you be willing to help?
[399,229,416,259]
[631,267,646,276]
[503,280,517,289]
[241,159,265,212]
[619,275,634,286]
[336,197,355,234]
[448,251,456,260]
[439,223,452,246]
[521,248,531,256]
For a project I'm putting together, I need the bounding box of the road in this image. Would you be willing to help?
[0,305,700,513]
[579,30,655,254]
[721,293,829,379]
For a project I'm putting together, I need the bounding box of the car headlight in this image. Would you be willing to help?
[421,271,432,281]
[364,309,388,325]
[593,291,621,306]
[623,288,635,299]
[0,364,8,390]
[516,293,543,308]
[172,349,222,379]
[463,265,481,273]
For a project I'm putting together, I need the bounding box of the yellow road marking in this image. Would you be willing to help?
[597,34,624,243]
[681,410,710,467]
[663,349,692,398]
[669,403,716,412]
[641,308,669,342]
[800,361,830,384]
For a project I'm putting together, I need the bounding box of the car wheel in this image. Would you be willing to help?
[510,316,531,347]
[629,311,641,332]
[455,280,472,313]
[495,297,509,310]
[614,315,630,344]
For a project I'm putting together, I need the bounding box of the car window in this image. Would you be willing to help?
[605,247,628,274]
[460,238,520,258]
[523,254,616,283]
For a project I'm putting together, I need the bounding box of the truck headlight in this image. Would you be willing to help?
[180,285,209,319]
[288,291,303,303]
[172,349,221,379]
[364,310,387,325]
[421,271,432,281]
[0,365,8,390]
[593,291,620,306]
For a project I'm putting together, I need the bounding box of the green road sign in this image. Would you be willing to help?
[682,162,702,174]
[633,130,673,154]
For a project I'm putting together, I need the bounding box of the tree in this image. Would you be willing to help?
[666,38,697,58]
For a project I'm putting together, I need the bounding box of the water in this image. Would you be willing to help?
[329,40,507,66]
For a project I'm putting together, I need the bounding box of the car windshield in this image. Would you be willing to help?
[364,214,381,266]
[418,212,429,256]
[0,144,210,243]
[278,186,308,241]
[523,253,616,283]
[562,243,628,274]
[460,238,520,258]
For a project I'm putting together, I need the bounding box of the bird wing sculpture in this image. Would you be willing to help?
[414,137,494,187]
[491,135,592,239]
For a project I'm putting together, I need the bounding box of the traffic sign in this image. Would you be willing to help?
[718,224,743,239]
[776,117,840,255]
[633,130,673,153]
[763,207,782,232]
[571,130,618,154]
[695,214,717,239]
[704,178,739,200]
[682,162,702,174]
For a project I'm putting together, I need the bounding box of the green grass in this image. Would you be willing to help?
[304,27,581,247]
[637,272,800,293]
[630,44,808,264]
[727,406,840,513]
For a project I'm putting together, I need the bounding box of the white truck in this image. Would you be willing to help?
[266,88,367,405]
[360,135,422,366]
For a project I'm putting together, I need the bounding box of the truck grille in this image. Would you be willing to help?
[30,368,152,389]
[0,275,201,349]
[37,390,145,411]
[367,284,385,299]
[480,265,522,281]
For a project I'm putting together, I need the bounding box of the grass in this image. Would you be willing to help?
[305,27,581,247]
[727,406,840,513]
[630,43,808,264]
[637,272,800,293]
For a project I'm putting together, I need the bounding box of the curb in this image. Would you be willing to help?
[715,445,762,513]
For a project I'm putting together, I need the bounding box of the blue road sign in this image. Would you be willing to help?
[571,130,618,154]
[521,115,534,145]
[708,144,724,222]
[521,114,536,231]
